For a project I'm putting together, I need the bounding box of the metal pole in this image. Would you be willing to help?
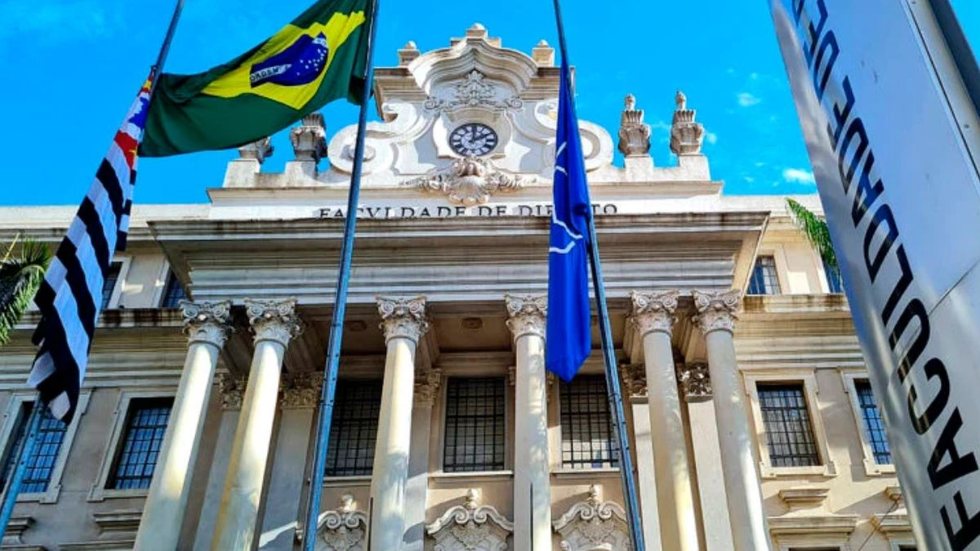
[149,0,185,94]
[0,397,44,537]
[301,1,379,548]
[551,0,646,548]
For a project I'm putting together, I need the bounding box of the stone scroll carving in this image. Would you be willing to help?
[377,295,429,344]
[553,485,631,551]
[691,289,740,335]
[426,489,514,551]
[628,290,679,338]
[245,298,302,346]
[424,69,523,112]
[180,300,232,348]
[403,156,529,205]
[504,294,547,341]
[315,495,368,551]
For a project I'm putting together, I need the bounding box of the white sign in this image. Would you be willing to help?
[770,1,980,549]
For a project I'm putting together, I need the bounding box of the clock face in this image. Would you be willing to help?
[449,123,498,156]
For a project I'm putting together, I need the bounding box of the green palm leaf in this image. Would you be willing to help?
[0,238,52,346]
[786,198,837,269]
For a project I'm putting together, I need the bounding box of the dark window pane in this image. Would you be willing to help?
[160,271,187,308]
[0,403,67,494]
[758,384,820,467]
[855,380,892,464]
[443,378,505,472]
[560,375,619,469]
[102,262,122,310]
[326,380,383,477]
[748,256,781,295]
[109,398,173,490]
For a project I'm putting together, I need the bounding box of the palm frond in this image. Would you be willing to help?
[786,198,837,269]
[0,239,52,346]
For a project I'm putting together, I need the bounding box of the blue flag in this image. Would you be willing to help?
[546,61,592,381]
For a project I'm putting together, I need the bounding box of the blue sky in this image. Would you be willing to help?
[0,0,976,205]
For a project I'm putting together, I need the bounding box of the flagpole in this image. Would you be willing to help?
[551,1,646,549]
[301,0,379,548]
[0,0,185,539]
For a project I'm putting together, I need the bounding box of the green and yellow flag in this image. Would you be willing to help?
[141,0,370,157]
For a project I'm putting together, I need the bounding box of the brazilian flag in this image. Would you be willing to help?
[141,0,370,157]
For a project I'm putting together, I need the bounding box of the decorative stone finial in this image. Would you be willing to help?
[691,290,740,335]
[532,39,555,66]
[237,137,274,164]
[677,362,712,401]
[618,93,651,157]
[245,298,302,346]
[670,90,705,155]
[398,40,419,66]
[504,294,547,340]
[338,494,356,514]
[465,488,480,510]
[179,300,232,348]
[466,23,488,39]
[587,485,602,505]
[403,157,528,205]
[377,296,429,344]
[628,290,679,337]
[290,112,327,162]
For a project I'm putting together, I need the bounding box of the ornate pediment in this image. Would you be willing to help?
[424,69,523,113]
[554,485,631,551]
[426,489,513,551]
[402,157,529,205]
[316,495,368,551]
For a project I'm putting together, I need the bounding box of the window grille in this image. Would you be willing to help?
[758,384,820,467]
[108,398,172,490]
[855,380,892,464]
[748,256,781,295]
[0,403,67,494]
[326,379,382,477]
[443,378,506,473]
[823,259,844,294]
[101,262,122,310]
[160,271,187,308]
[560,375,619,469]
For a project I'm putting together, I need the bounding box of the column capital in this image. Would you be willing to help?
[629,290,679,337]
[245,298,302,346]
[504,294,547,341]
[279,372,323,409]
[217,373,247,410]
[691,289,741,335]
[676,362,712,402]
[180,300,232,348]
[620,363,648,398]
[414,368,443,407]
[377,295,429,344]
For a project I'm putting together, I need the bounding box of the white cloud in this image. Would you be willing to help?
[782,168,816,184]
[737,92,761,107]
[0,0,116,43]
[705,132,718,145]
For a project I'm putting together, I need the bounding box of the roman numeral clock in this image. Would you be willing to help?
[449,123,499,156]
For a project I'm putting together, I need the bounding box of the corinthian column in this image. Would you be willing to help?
[692,290,771,551]
[212,299,300,551]
[135,301,231,551]
[504,294,552,551]
[370,296,429,551]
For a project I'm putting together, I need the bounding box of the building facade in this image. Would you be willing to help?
[0,25,918,551]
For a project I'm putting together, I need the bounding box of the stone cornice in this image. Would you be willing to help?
[180,300,232,348]
[245,298,302,346]
[377,296,429,344]
[692,289,741,335]
[629,290,679,338]
[504,294,547,341]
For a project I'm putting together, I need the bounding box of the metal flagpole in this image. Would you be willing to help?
[301,0,379,548]
[550,0,646,549]
[0,0,185,538]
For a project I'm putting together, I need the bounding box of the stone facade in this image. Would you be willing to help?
[0,25,915,551]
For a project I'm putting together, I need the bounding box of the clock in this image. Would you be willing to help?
[449,123,499,156]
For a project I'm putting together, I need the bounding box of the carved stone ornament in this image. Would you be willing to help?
[691,289,740,335]
[245,298,302,346]
[291,112,328,162]
[628,290,679,338]
[424,69,523,112]
[415,368,443,407]
[617,94,651,157]
[553,485,631,551]
[377,295,429,344]
[315,494,368,551]
[179,300,232,348]
[670,90,705,156]
[280,372,324,409]
[676,362,712,402]
[403,156,528,206]
[218,373,247,410]
[237,136,274,164]
[504,294,547,341]
[426,488,514,551]
[620,363,647,398]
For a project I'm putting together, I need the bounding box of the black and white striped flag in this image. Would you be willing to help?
[28,76,153,423]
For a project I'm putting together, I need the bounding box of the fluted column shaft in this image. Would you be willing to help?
[630,291,700,551]
[693,290,771,551]
[369,296,428,551]
[211,299,300,551]
[505,295,552,551]
[135,301,231,551]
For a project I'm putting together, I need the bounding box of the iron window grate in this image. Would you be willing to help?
[326,379,383,477]
[855,380,892,464]
[0,403,67,494]
[748,256,781,295]
[101,262,122,310]
[109,398,173,490]
[758,384,820,467]
[443,378,506,473]
[560,375,619,469]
